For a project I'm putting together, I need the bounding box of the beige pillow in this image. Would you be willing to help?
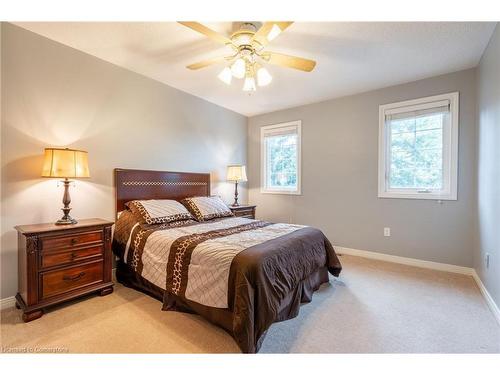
[181,196,233,221]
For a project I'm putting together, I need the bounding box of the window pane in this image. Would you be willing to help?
[389,114,444,190]
[416,113,444,131]
[415,168,442,189]
[390,118,415,134]
[265,133,297,189]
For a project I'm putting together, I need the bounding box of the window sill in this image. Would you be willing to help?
[260,189,302,195]
[378,191,457,200]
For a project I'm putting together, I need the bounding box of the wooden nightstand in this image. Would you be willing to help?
[229,205,256,219]
[15,218,114,322]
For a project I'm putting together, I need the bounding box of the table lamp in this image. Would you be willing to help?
[227,165,247,207]
[41,148,90,225]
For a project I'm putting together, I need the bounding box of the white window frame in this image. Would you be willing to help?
[378,92,459,200]
[261,120,302,195]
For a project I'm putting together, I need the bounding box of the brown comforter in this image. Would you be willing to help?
[113,210,342,353]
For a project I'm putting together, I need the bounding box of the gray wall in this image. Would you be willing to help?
[475,24,499,306]
[248,69,477,267]
[0,23,247,299]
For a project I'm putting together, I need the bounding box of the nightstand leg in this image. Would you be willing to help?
[22,309,43,322]
[15,301,21,309]
[99,286,114,296]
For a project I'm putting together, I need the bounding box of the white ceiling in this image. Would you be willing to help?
[14,22,496,116]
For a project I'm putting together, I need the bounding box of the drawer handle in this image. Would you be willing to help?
[70,252,77,260]
[70,238,78,245]
[63,272,85,282]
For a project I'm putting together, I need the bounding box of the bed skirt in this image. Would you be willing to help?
[115,260,330,352]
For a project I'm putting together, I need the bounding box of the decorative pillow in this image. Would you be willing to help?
[181,196,234,221]
[126,199,194,225]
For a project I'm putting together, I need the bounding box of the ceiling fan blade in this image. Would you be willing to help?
[265,52,316,72]
[187,56,227,70]
[178,22,232,45]
[252,22,293,47]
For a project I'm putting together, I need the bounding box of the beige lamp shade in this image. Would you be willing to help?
[227,165,247,182]
[41,148,90,178]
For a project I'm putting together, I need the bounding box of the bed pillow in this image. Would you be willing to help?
[181,196,234,221]
[126,199,194,225]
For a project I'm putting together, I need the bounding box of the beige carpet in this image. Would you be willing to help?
[1,255,499,353]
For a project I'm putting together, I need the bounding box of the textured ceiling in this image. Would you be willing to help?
[14,22,497,116]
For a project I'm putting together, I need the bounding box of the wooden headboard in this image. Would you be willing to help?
[114,168,211,216]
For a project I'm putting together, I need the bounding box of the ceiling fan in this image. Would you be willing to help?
[178,21,316,92]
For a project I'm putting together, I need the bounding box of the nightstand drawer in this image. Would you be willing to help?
[233,209,254,217]
[41,230,103,251]
[229,205,256,219]
[41,245,103,268]
[40,260,104,300]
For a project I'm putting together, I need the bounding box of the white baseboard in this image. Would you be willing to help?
[336,246,499,325]
[336,246,474,275]
[0,295,16,310]
[471,271,500,325]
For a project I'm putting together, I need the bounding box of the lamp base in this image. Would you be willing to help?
[55,217,78,225]
[232,180,240,207]
[55,207,77,225]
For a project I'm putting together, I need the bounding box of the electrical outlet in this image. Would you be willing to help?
[384,227,391,237]
[486,253,490,269]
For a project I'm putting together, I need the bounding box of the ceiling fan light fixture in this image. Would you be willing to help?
[218,67,232,85]
[243,76,256,92]
[180,21,317,93]
[267,24,282,42]
[231,58,246,79]
[233,33,252,47]
[257,67,272,86]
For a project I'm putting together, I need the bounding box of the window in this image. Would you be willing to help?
[261,121,301,194]
[378,92,459,200]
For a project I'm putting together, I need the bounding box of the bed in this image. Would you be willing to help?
[112,168,342,353]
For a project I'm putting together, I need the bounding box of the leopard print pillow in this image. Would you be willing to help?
[126,199,194,225]
[181,196,234,221]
